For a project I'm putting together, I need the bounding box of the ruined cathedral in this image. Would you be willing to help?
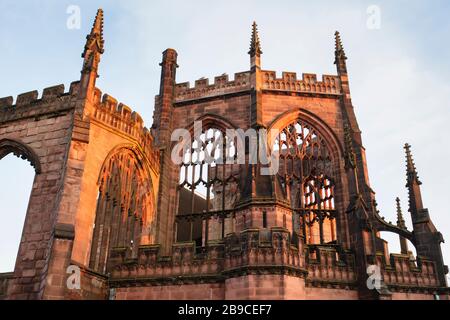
[0,9,448,300]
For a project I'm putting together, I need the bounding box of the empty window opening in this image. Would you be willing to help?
[0,154,35,272]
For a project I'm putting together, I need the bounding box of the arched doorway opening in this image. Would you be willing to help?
[0,139,40,272]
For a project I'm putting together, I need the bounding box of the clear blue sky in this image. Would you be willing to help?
[0,0,449,273]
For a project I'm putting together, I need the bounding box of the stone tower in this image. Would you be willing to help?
[0,10,448,300]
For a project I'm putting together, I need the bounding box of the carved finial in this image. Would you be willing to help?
[82,8,105,59]
[334,31,347,60]
[404,143,421,185]
[334,31,348,75]
[79,9,105,98]
[249,21,262,56]
[344,123,356,169]
[396,197,406,229]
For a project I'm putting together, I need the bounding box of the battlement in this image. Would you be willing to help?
[91,90,159,167]
[109,228,307,285]
[172,70,341,104]
[306,245,357,287]
[0,83,80,125]
[377,253,440,288]
[0,83,78,109]
[261,71,341,95]
[0,83,159,169]
[174,71,251,103]
[108,229,367,290]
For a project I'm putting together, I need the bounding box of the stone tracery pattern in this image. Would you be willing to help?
[273,118,337,245]
[89,148,155,274]
[176,127,240,245]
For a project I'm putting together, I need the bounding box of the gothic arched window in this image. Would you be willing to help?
[89,148,155,274]
[273,118,337,245]
[176,126,239,247]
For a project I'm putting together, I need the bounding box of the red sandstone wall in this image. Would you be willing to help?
[70,119,158,266]
[0,86,76,299]
[172,95,252,132]
[261,94,343,132]
[62,88,160,269]
[115,283,224,300]
[391,292,434,300]
[114,282,445,300]
[225,275,306,300]
[305,287,359,299]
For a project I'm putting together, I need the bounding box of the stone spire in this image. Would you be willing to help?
[404,143,421,185]
[403,143,447,285]
[395,197,409,254]
[334,31,347,75]
[248,22,263,127]
[395,197,406,229]
[80,9,104,100]
[404,143,424,220]
[248,21,262,57]
[81,9,104,74]
[83,8,104,56]
[334,31,347,59]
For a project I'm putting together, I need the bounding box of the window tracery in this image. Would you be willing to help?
[89,148,154,273]
[273,119,337,244]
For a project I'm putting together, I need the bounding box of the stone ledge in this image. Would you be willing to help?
[53,223,75,240]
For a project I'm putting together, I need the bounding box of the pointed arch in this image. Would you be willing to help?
[174,114,240,246]
[0,138,41,174]
[267,108,344,159]
[89,144,156,274]
[267,109,344,245]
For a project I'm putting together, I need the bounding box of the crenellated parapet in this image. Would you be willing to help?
[91,90,159,168]
[261,71,341,95]
[109,242,223,285]
[377,253,440,289]
[108,228,308,286]
[174,72,251,103]
[107,228,367,290]
[0,83,78,124]
[0,82,159,170]
[222,228,306,277]
[172,70,341,103]
[305,245,357,288]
